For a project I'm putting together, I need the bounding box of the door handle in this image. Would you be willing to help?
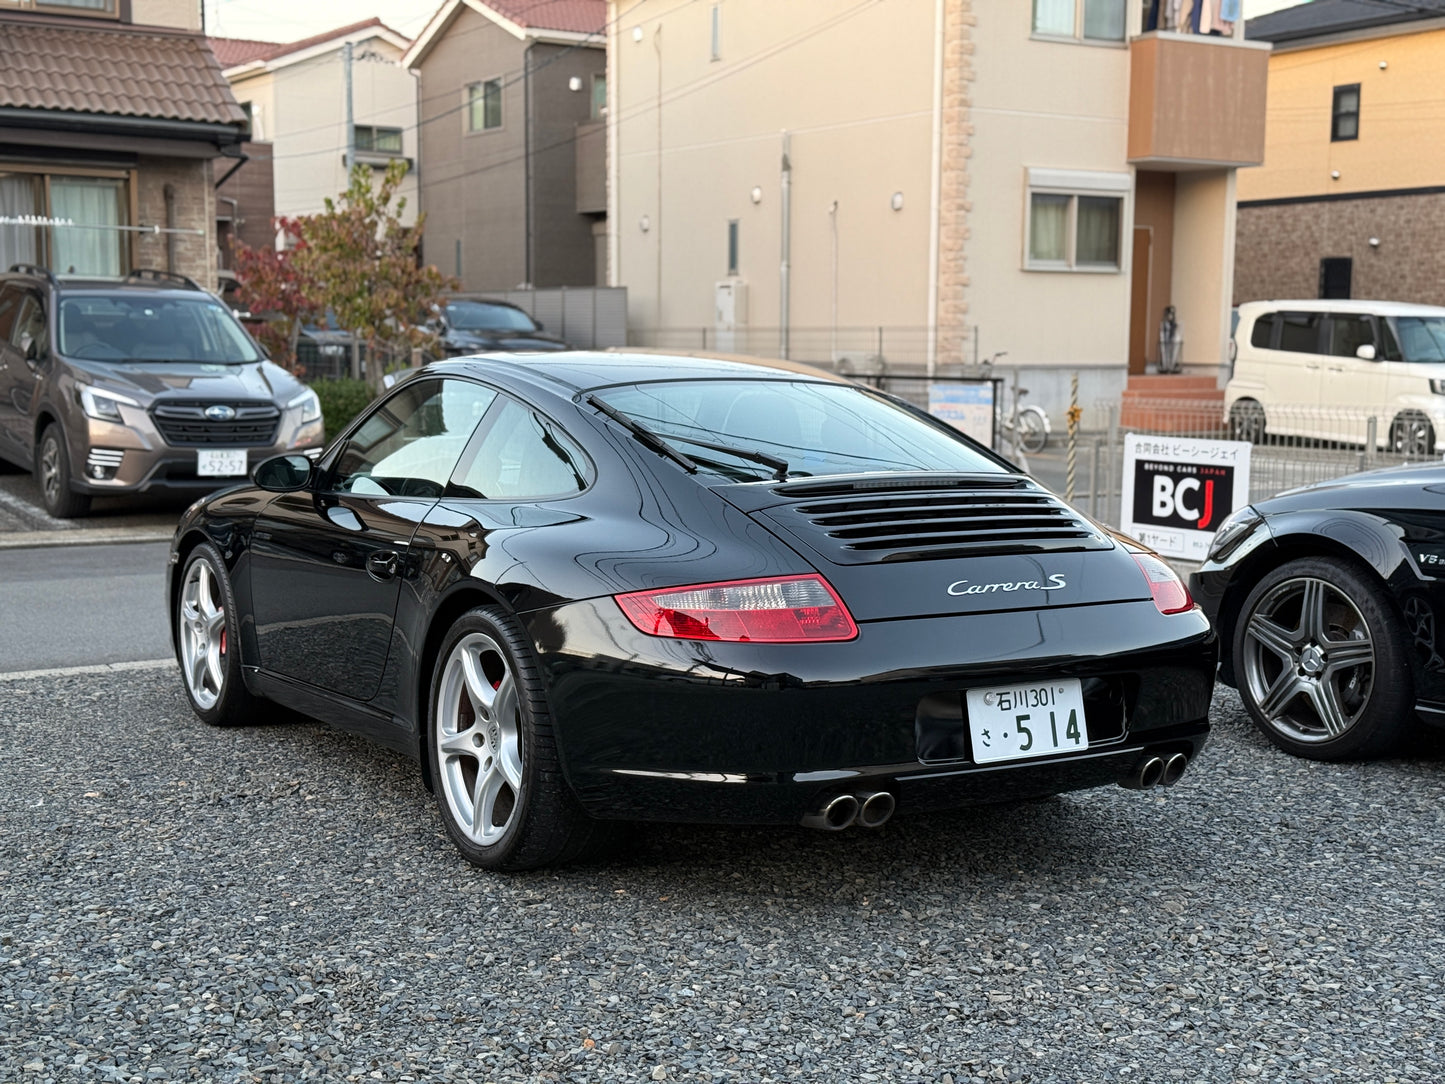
[366,550,400,581]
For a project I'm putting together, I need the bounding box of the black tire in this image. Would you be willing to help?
[35,423,91,518]
[1228,399,1266,445]
[1017,408,1049,454]
[1389,411,1434,457]
[176,542,260,727]
[1233,555,1413,760]
[428,606,598,870]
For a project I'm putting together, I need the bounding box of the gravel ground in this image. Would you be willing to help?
[3,670,1443,1084]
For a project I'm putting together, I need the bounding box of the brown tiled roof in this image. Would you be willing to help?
[486,0,605,35]
[210,18,408,71]
[0,13,246,126]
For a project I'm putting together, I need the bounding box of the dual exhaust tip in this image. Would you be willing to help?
[801,790,895,831]
[1121,752,1188,790]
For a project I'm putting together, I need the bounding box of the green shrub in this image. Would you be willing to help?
[311,377,375,443]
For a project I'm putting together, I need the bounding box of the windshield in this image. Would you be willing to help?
[446,301,539,333]
[593,379,1007,481]
[1390,317,1445,363]
[59,296,262,364]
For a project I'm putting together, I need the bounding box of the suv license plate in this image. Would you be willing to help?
[197,449,249,477]
[966,678,1088,765]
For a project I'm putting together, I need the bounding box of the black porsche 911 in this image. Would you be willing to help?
[1191,462,1445,761]
[169,352,1216,870]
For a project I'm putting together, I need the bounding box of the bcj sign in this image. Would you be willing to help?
[1120,434,1251,561]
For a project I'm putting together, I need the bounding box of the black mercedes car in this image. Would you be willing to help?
[1191,462,1445,760]
[169,352,1216,870]
[434,299,568,356]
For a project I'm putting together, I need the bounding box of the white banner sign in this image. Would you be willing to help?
[1120,433,1252,560]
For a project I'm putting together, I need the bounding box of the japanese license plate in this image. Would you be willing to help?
[197,448,249,477]
[966,678,1088,765]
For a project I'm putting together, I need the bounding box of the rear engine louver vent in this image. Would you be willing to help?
[760,478,1111,564]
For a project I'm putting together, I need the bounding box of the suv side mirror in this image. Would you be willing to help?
[1356,344,1377,361]
[253,453,315,491]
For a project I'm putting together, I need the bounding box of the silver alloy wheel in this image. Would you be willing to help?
[39,432,62,507]
[179,557,228,711]
[1240,575,1376,744]
[435,632,524,847]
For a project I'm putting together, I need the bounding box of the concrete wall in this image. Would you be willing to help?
[1172,169,1236,377]
[611,0,936,341]
[132,0,199,31]
[230,36,418,225]
[1239,26,1445,202]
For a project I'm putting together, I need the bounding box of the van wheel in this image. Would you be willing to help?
[35,423,91,518]
[1229,399,1266,444]
[1389,411,1434,457]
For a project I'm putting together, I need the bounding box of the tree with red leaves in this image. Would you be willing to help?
[231,216,320,374]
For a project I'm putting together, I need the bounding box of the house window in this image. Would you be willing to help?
[1033,0,1126,41]
[727,220,739,275]
[1024,168,1129,272]
[467,79,502,132]
[710,3,721,60]
[591,73,607,119]
[1332,84,1360,142]
[0,0,119,15]
[354,125,404,154]
[0,168,128,275]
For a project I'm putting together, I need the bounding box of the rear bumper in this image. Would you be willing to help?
[531,598,1217,824]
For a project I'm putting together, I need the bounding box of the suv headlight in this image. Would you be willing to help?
[78,385,139,423]
[1206,505,1263,562]
[288,388,322,424]
[1430,379,1445,395]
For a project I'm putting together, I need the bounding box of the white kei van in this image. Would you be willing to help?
[1226,299,1445,454]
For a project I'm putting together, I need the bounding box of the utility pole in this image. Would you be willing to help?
[343,40,355,175]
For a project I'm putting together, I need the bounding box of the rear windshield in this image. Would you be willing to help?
[59,295,262,364]
[446,301,539,332]
[593,379,1007,482]
[1389,316,1445,363]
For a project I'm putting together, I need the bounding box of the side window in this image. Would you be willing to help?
[11,294,48,357]
[1276,311,1322,354]
[453,398,588,500]
[1326,315,1374,358]
[0,285,21,344]
[1249,313,1277,349]
[330,378,497,498]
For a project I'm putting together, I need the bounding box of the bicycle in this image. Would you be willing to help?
[981,353,1052,456]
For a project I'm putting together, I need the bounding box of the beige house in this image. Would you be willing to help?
[213,18,418,225]
[608,0,1268,414]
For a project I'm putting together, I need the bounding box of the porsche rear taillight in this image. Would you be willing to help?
[1132,553,1194,615]
[614,574,859,642]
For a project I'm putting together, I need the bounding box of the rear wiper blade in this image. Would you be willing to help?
[666,434,790,481]
[586,395,697,473]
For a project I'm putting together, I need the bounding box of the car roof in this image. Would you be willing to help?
[436,350,849,396]
[0,272,211,301]
[1237,298,1445,318]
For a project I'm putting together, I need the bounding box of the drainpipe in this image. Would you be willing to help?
[524,44,533,286]
[926,0,944,377]
[163,183,177,272]
[779,130,791,360]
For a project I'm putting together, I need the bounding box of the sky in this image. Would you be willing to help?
[201,0,1308,45]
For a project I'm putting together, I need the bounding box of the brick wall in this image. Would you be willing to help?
[935,0,973,363]
[1235,192,1445,305]
[134,157,218,290]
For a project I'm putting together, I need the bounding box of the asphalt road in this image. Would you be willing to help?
[2,671,1442,1083]
[0,542,172,673]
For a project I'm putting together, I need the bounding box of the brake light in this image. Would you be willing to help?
[615,574,859,642]
[1132,553,1193,615]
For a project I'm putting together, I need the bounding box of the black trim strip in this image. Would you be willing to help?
[1239,184,1445,209]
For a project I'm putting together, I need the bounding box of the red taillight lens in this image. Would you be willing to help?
[614,574,859,642]
[1132,553,1193,615]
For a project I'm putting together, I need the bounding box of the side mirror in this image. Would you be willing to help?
[19,333,40,362]
[253,453,315,492]
[1356,344,1377,361]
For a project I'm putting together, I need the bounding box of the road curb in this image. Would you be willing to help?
[0,528,174,550]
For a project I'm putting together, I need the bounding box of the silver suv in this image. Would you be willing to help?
[0,266,324,517]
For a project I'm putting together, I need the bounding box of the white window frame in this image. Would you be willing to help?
[1023,168,1131,274]
[466,78,503,134]
[1030,0,1128,44]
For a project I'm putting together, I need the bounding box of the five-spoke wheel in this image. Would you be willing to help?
[1234,556,1410,759]
[175,543,256,726]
